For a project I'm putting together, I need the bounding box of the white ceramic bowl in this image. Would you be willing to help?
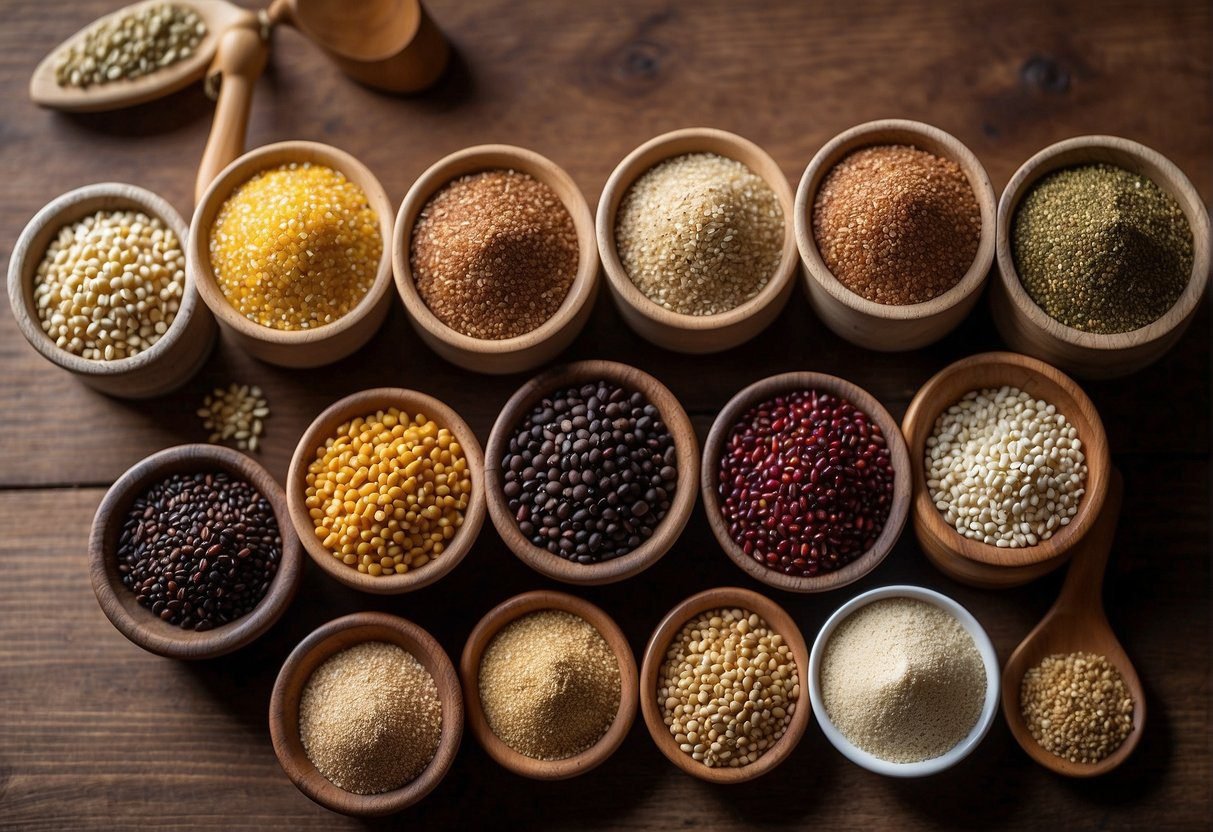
[808,584,1000,777]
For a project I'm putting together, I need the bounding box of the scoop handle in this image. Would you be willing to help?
[1055,469,1124,617]
[195,15,268,204]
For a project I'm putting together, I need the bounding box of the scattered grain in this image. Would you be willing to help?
[197,383,268,452]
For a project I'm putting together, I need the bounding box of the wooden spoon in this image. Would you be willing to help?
[1001,469,1146,776]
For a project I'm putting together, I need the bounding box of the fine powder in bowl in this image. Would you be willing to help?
[821,597,986,763]
[299,641,442,795]
[478,610,621,760]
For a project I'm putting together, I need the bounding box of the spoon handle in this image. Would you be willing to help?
[1055,469,1124,616]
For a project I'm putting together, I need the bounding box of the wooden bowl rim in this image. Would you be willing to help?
[392,143,600,357]
[807,584,1001,777]
[995,134,1212,350]
[901,351,1110,568]
[459,590,639,780]
[595,127,800,332]
[282,0,423,63]
[794,118,997,320]
[638,586,811,783]
[88,443,303,659]
[700,372,911,593]
[268,611,463,816]
[484,360,699,585]
[285,387,486,594]
[188,140,396,346]
[7,181,207,378]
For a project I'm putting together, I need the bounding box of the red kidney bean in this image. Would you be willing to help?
[717,389,894,577]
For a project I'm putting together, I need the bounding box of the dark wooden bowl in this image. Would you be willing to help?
[268,612,463,816]
[459,590,638,780]
[901,352,1111,589]
[286,387,486,595]
[701,372,911,593]
[639,587,811,783]
[484,360,699,585]
[88,444,303,660]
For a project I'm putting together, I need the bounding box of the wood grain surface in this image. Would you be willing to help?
[0,0,1208,828]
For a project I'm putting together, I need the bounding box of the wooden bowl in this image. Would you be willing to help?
[639,587,811,783]
[7,182,216,398]
[991,135,1212,379]
[459,590,638,780]
[595,127,800,354]
[286,387,486,594]
[794,119,997,351]
[484,360,699,585]
[701,372,911,593]
[901,351,1111,589]
[188,140,396,368]
[393,144,599,374]
[89,443,303,659]
[268,612,463,816]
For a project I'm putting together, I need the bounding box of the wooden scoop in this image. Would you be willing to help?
[1000,470,1146,776]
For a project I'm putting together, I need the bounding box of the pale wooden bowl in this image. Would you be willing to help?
[7,182,216,398]
[393,144,599,374]
[991,135,1212,379]
[89,444,303,659]
[459,590,638,780]
[795,119,997,351]
[639,587,811,783]
[596,128,800,354]
[901,351,1111,589]
[268,611,463,816]
[484,360,699,585]
[286,387,486,594]
[701,372,911,593]
[188,140,396,368]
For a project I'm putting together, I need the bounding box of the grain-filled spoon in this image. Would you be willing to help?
[1001,470,1146,776]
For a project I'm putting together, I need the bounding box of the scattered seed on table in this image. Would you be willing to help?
[197,383,269,452]
[54,3,206,88]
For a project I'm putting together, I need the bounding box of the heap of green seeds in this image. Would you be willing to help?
[1012,164,1192,334]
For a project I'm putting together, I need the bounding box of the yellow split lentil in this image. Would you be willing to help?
[304,408,472,577]
[209,162,381,331]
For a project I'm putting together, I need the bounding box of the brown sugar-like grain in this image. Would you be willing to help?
[1020,652,1134,764]
[299,641,442,795]
[410,170,578,340]
[478,610,621,760]
[813,145,981,305]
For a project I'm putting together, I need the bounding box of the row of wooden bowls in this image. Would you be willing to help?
[10,121,1211,398]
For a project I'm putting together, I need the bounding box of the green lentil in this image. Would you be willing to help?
[1012,163,1192,334]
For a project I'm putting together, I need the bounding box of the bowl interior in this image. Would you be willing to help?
[189,140,396,343]
[393,143,599,353]
[701,372,911,593]
[596,127,799,330]
[460,590,638,780]
[286,387,486,594]
[904,352,1109,568]
[270,612,463,816]
[807,585,1001,777]
[89,444,302,659]
[484,360,699,585]
[639,586,811,783]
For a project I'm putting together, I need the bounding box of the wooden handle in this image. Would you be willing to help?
[195,20,268,204]
[1055,468,1124,615]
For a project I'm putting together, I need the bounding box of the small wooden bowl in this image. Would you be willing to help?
[393,144,599,375]
[269,612,463,816]
[639,587,811,783]
[89,444,303,660]
[459,590,638,780]
[901,352,1111,589]
[484,360,699,585]
[991,135,1212,379]
[595,128,800,354]
[7,182,216,398]
[701,372,911,593]
[286,387,486,594]
[189,140,396,368]
[794,119,997,351]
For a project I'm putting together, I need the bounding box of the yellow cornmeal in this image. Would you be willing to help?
[304,408,471,577]
[209,163,381,330]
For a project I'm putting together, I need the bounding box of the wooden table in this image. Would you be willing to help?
[1,1,1208,828]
